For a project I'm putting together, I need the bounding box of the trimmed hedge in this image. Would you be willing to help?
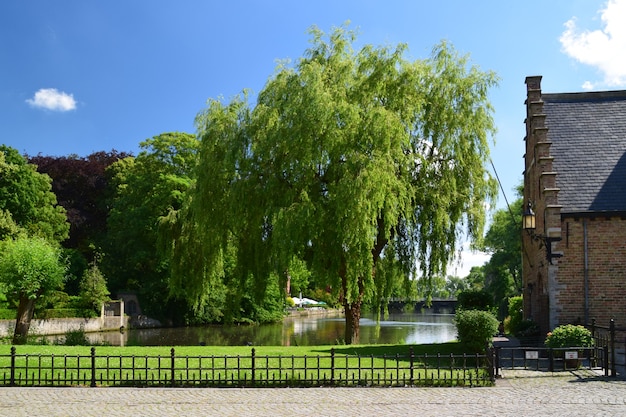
[35,309,98,319]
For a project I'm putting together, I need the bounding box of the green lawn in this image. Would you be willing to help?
[2,342,468,358]
[0,343,492,387]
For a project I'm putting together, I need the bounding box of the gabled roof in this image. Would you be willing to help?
[543,90,626,214]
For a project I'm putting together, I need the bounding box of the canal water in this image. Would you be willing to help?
[80,312,456,346]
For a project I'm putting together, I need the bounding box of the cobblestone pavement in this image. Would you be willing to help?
[1,370,626,417]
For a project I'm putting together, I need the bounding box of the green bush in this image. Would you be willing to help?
[61,327,90,346]
[545,324,594,348]
[454,309,499,353]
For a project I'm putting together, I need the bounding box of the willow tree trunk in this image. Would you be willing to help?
[13,296,37,345]
[344,298,362,345]
[341,257,365,344]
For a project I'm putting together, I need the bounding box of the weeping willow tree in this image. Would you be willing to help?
[168,25,498,343]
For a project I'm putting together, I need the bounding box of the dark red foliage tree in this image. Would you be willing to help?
[28,151,131,254]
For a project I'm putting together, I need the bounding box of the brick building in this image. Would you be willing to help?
[522,76,626,336]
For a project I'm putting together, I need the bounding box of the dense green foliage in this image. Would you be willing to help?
[457,289,495,312]
[454,309,499,353]
[505,295,523,333]
[0,146,69,243]
[477,189,524,317]
[169,25,498,343]
[0,236,67,343]
[104,133,200,323]
[545,324,594,348]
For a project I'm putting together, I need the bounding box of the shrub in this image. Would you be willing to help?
[61,327,90,346]
[455,309,499,353]
[286,297,296,307]
[545,324,594,348]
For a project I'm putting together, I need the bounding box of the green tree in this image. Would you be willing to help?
[174,26,498,343]
[480,190,523,316]
[463,266,486,291]
[444,275,471,298]
[0,236,67,344]
[0,146,69,243]
[79,260,110,313]
[0,209,21,241]
[104,132,198,322]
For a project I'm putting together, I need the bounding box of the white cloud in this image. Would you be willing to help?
[448,242,490,278]
[26,88,77,111]
[582,81,595,90]
[560,0,626,88]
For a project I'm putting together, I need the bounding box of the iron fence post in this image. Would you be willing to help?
[591,318,596,339]
[251,348,255,385]
[9,346,15,387]
[330,348,335,385]
[90,347,96,387]
[494,346,500,379]
[604,345,609,377]
[170,348,175,387]
[548,348,554,372]
[610,319,616,377]
[409,347,414,386]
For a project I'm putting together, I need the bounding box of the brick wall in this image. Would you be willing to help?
[557,217,626,328]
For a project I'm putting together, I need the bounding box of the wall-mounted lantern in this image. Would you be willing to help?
[523,201,562,264]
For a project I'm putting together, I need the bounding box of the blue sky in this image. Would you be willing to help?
[2,0,625,275]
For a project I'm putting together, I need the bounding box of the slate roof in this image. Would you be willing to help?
[543,90,626,214]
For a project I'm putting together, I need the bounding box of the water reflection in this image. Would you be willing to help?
[77,312,456,346]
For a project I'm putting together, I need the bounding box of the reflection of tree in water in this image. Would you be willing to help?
[106,313,456,346]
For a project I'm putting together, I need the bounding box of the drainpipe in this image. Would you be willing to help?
[583,218,589,325]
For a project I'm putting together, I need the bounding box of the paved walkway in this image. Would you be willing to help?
[1,369,626,417]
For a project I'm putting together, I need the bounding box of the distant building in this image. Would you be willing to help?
[522,76,626,336]
[116,291,142,317]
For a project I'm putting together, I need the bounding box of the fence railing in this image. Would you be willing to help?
[589,318,626,377]
[0,347,495,388]
[494,345,608,376]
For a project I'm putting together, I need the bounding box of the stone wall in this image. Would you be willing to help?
[0,315,128,338]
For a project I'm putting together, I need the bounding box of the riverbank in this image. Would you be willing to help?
[286,307,343,318]
[0,315,128,339]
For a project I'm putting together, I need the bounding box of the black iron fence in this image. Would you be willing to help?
[494,345,608,376]
[589,318,625,377]
[0,346,495,388]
